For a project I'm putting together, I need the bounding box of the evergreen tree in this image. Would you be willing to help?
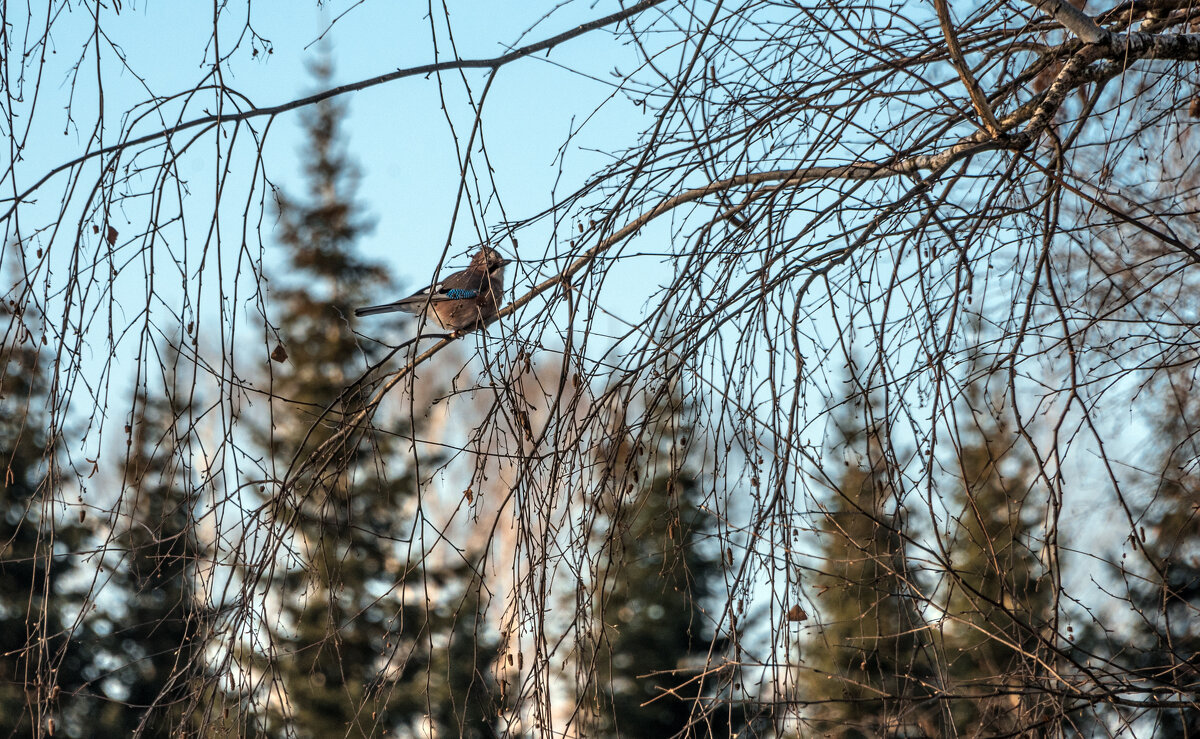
[797,384,940,737]
[940,379,1056,735]
[586,373,746,737]
[261,56,497,737]
[0,294,89,735]
[86,349,214,737]
[1116,370,1200,737]
[384,564,500,739]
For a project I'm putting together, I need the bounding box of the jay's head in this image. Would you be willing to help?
[471,246,511,273]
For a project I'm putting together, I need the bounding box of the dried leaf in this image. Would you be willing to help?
[787,605,808,622]
[270,342,288,363]
[515,408,536,444]
[106,225,118,246]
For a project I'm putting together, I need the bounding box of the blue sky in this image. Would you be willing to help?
[7,0,660,317]
[3,1,689,455]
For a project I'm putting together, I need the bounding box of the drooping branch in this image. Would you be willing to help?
[288,26,1200,487]
[0,0,672,222]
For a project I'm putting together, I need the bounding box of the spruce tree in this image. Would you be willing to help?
[0,293,89,735]
[261,56,497,737]
[798,384,940,737]
[940,379,1055,735]
[586,374,745,737]
[1118,371,1200,737]
[87,349,214,737]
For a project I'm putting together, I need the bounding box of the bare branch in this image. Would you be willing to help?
[1022,0,1112,44]
[935,0,1005,135]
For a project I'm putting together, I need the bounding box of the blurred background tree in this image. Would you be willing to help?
[253,57,500,737]
[938,373,1057,735]
[796,376,941,737]
[84,349,214,736]
[582,368,749,737]
[0,288,90,736]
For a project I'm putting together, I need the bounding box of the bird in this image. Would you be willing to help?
[354,246,512,332]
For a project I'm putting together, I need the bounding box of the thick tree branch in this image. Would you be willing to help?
[1023,0,1112,43]
[936,0,1004,135]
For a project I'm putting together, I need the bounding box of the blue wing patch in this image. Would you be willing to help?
[445,288,478,300]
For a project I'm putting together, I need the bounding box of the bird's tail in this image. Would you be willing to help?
[353,299,422,317]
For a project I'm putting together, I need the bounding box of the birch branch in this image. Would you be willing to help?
[1022,0,1111,43]
[935,0,1005,135]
